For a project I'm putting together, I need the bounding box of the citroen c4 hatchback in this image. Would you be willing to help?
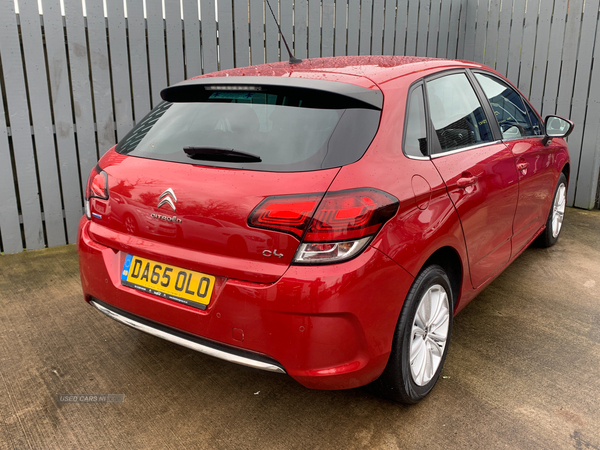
[78,56,573,403]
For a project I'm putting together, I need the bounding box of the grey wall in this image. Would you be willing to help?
[1,0,599,254]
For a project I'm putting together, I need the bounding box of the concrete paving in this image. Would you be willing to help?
[1,207,599,450]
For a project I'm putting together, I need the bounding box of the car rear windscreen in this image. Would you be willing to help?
[115,86,381,172]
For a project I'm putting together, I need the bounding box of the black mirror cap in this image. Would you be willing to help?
[542,115,575,146]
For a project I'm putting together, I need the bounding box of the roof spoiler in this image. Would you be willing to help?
[160,76,383,110]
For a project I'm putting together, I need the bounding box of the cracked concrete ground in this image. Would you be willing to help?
[1,207,599,450]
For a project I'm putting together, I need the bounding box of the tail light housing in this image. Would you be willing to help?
[85,165,108,219]
[249,189,399,264]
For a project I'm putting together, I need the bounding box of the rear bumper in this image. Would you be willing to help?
[78,217,414,390]
[90,299,286,373]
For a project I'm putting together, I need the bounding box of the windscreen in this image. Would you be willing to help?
[115,87,381,172]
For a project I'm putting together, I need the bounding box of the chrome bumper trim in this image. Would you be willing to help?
[90,300,286,374]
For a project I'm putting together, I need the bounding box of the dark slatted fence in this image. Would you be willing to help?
[1,0,599,254]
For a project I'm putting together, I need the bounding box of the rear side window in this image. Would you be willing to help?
[426,73,494,153]
[403,85,428,157]
[474,73,536,139]
[116,88,381,172]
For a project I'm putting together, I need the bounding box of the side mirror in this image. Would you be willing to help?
[542,115,574,146]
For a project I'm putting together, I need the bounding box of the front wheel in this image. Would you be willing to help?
[535,172,567,248]
[371,265,453,404]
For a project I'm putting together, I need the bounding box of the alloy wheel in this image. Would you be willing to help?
[410,284,450,386]
[552,183,566,238]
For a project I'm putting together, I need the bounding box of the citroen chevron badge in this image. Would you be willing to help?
[158,188,177,211]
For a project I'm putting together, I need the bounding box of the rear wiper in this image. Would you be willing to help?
[183,146,262,163]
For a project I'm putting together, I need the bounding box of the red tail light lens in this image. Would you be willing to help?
[248,194,323,238]
[304,189,399,242]
[85,165,108,219]
[249,189,398,264]
[86,165,108,200]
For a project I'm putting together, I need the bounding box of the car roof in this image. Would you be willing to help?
[190,56,488,87]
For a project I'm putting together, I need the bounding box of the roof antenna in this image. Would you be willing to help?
[265,0,302,64]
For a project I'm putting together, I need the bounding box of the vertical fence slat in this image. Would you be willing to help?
[506,0,525,84]
[87,0,116,155]
[233,0,250,67]
[483,0,500,68]
[63,0,98,189]
[0,1,44,250]
[334,0,347,55]
[575,88,600,207]
[555,0,584,119]
[574,19,600,208]
[371,0,385,55]
[146,0,168,104]
[0,77,22,254]
[462,0,477,60]
[382,0,397,55]
[427,0,441,57]
[437,0,452,58]
[126,0,152,117]
[19,0,65,247]
[265,0,280,62]
[527,0,552,111]
[456,0,469,59]
[165,0,185,83]
[394,0,408,56]
[472,0,487,63]
[540,0,567,117]
[181,0,201,77]
[107,0,133,139]
[295,0,308,59]
[280,0,294,59]
[347,0,360,55]
[416,0,430,57]
[200,0,218,72]
[568,0,600,207]
[217,0,235,69]
[322,0,335,57]
[42,0,83,243]
[447,0,462,58]
[250,0,264,64]
[517,0,539,97]
[309,0,321,57]
[405,0,418,56]
[574,131,600,209]
[359,0,373,55]
[495,0,513,75]
[555,0,585,204]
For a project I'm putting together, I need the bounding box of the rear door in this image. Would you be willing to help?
[425,71,519,289]
[472,71,557,256]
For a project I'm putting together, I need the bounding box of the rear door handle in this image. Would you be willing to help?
[457,176,477,188]
[517,161,529,171]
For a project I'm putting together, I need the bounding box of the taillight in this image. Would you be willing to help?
[304,189,399,241]
[85,165,108,219]
[249,189,399,264]
[248,194,323,238]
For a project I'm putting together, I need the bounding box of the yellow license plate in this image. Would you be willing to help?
[121,254,215,310]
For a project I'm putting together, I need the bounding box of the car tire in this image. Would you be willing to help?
[535,172,567,248]
[370,265,453,404]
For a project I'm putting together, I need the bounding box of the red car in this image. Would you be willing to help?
[78,56,573,403]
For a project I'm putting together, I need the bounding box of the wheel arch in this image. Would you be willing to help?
[562,162,570,186]
[420,246,463,312]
